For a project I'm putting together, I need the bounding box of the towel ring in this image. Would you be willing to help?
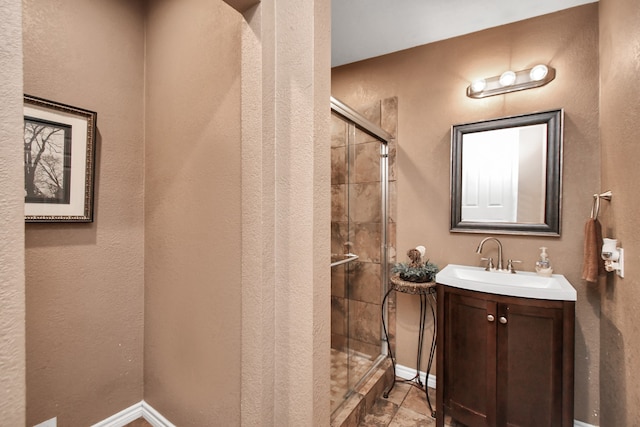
[591,191,613,220]
[591,195,600,220]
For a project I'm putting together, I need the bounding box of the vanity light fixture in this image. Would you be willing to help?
[467,64,556,98]
[499,71,516,87]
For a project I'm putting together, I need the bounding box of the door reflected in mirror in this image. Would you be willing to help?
[451,110,563,236]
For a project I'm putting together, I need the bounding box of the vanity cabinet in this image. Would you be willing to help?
[436,284,575,427]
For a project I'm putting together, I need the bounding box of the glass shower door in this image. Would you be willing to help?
[330,98,390,415]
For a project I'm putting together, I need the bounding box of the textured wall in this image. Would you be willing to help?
[143,0,243,425]
[599,0,640,425]
[0,0,25,425]
[22,0,146,425]
[239,0,331,424]
[332,4,601,423]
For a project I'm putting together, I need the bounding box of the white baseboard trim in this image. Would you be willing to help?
[395,364,598,427]
[90,386,598,427]
[395,363,436,389]
[90,400,175,427]
[142,401,176,427]
[90,402,142,427]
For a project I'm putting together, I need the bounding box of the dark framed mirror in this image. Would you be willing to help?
[450,109,563,236]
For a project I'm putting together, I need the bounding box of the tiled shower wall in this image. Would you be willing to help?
[331,97,398,359]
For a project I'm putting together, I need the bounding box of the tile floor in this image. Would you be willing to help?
[123,379,462,427]
[359,381,462,427]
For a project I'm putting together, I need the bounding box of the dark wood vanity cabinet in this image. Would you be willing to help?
[436,285,575,427]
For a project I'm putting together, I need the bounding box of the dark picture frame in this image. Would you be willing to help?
[23,95,97,222]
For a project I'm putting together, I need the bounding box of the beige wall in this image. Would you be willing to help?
[22,0,146,425]
[332,4,601,423]
[239,1,331,424]
[0,0,25,425]
[599,0,640,425]
[143,0,243,424]
[18,0,332,425]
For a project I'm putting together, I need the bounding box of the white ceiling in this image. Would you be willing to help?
[331,0,598,67]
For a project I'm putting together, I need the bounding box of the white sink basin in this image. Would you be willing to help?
[435,264,577,301]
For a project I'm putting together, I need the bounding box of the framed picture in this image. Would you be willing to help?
[23,95,97,222]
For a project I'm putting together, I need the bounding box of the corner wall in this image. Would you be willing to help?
[239,0,331,424]
[143,1,243,424]
[332,4,601,423]
[598,0,640,425]
[0,0,25,424]
[22,0,146,424]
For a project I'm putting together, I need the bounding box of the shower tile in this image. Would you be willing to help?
[332,113,348,148]
[332,333,347,352]
[388,181,397,224]
[332,296,347,336]
[361,362,393,413]
[381,97,398,138]
[385,382,412,407]
[349,262,381,304]
[355,141,381,184]
[388,139,398,182]
[332,184,348,222]
[349,339,381,360]
[355,127,379,145]
[332,264,345,298]
[360,100,382,128]
[349,300,381,346]
[360,398,398,426]
[332,222,350,256]
[332,146,348,185]
[352,183,382,223]
[387,222,397,263]
[354,223,381,263]
[332,392,366,427]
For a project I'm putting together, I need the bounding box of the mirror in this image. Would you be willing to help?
[450,109,563,236]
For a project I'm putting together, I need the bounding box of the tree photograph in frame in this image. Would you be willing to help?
[23,95,97,222]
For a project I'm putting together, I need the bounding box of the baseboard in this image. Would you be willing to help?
[141,401,176,427]
[90,389,598,427]
[90,401,175,427]
[395,363,436,389]
[90,402,142,427]
[394,364,598,427]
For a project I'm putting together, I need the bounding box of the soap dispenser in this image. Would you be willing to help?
[536,247,553,277]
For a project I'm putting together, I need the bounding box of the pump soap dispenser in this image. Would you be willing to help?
[536,247,553,277]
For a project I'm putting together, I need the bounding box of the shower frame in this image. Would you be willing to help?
[330,96,393,414]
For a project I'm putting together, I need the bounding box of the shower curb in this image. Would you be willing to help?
[330,358,394,427]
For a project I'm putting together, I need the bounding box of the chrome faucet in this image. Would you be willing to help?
[476,237,504,271]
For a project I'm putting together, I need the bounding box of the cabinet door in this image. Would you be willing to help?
[496,302,563,427]
[444,292,497,427]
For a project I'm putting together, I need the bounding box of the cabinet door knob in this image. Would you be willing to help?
[487,314,495,322]
[499,316,508,324]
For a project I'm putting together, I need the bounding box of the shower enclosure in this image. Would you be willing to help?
[330,96,394,416]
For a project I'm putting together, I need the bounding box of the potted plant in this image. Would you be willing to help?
[391,245,439,283]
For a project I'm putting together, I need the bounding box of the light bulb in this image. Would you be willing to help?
[470,79,486,93]
[499,71,516,87]
[530,64,549,81]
